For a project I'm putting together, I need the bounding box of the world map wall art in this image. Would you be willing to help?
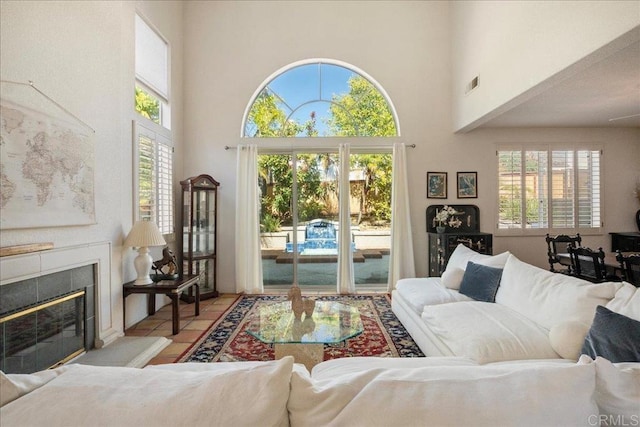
[0,81,96,229]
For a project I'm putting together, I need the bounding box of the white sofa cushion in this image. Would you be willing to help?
[441,244,510,290]
[496,254,622,330]
[578,355,640,419]
[288,361,597,427]
[0,358,294,427]
[421,301,559,363]
[606,281,640,321]
[311,356,478,378]
[394,277,471,315]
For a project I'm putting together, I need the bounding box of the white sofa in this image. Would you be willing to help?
[2,355,638,427]
[392,244,637,364]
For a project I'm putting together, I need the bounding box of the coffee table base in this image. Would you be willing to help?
[275,343,324,371]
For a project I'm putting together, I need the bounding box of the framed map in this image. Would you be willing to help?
[1,86,96,229]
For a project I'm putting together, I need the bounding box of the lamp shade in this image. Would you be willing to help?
[124,220,166,248]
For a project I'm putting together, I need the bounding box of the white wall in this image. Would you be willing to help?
[451,0,640,132]
[183,1,640,292]
[0,0,185,329]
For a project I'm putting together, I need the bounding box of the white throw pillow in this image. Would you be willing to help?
[606,282,640,321]
[1,366,69,407]
[441,244,510,290]
[0,358,294,427]
[289,362,597,427]
[497,254,622,329]
[549,321,590,360]
[579,355,640,419]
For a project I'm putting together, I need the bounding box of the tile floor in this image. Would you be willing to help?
[124,294,239,366]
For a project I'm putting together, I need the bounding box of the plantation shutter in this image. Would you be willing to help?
[551,151,575,228]
[524,151,548,229]
[576,150,601,228]
[497,150,523,229]
[134,121,174,235]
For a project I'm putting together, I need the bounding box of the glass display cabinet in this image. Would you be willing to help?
[181,174,219,301]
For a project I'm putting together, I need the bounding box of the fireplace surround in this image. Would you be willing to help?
[0,242,120,373]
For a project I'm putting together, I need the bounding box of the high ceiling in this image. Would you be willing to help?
[476,36,640,130]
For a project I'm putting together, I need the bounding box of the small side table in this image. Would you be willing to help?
[123,274,200,335]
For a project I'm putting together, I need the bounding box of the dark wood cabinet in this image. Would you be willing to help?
[426,204,492,276]
[428,232,493,276]
[610,232,640,252]
[181,175,219,301]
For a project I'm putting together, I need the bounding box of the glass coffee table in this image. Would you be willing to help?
[246,300,364,370]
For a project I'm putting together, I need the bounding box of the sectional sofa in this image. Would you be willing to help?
[2,354,639,426]
[2,244,639,426]
[392,244,639,364]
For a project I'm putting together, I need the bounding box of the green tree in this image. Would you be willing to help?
[328,76,396,224]
[135,87,160,124]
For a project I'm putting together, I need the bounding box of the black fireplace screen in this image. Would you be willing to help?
[0,291,85,374]
[0,264,95,374]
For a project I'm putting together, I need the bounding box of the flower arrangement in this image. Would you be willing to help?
[435,205,457,227]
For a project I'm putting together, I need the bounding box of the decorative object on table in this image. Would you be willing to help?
[426,204,479,233]
[434,205,460,233]
[151,247,178,281]
[124,220,167,285]
[427,172,447,199]
[457,171,477,198]
[0,80,96,230]
[181,174,219,301]
[179,294,424,363]
[287,284,316,319]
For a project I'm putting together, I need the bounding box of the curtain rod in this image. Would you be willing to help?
[225,143,416,150]
[1,80,95,133]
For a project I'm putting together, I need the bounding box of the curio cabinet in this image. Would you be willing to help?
[181,174,219,301]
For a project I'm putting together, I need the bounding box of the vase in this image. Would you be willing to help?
[636,209,640,232]
[436,226,446,233]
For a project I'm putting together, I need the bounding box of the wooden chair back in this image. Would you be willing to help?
[569,246,607,283]
[546,233,581,273]
[616,251,640,287]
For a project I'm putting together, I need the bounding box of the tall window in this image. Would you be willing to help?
[244,60,399,288]
[497,147,601,232]
[134,13,173,234]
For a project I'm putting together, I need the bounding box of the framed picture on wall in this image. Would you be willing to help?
[457,171,477,198]
[427,172,447,198]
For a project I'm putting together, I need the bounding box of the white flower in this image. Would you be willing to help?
[435,205,457,226]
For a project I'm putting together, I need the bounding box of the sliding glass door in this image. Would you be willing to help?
[259,151,391,289]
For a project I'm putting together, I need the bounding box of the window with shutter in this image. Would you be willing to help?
[497,147,601,233]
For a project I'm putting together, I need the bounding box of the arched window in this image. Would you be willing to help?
[242,59,399,137]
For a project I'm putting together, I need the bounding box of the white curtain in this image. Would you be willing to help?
[387,142,415,291]
[235,144,264,294]
[337,143,355,294]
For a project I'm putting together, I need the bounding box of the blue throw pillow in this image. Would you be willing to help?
[458,261,503,303]
[581,305,640,363]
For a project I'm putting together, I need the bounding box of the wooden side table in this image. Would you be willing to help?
[123,274,200,335]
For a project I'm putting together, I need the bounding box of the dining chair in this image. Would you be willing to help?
[616,251,640,287]
[546,233,582,273]
[568,246,609,283]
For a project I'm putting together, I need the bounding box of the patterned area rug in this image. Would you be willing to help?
[179,294,424,363]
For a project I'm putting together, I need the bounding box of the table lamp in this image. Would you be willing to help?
[124,220,167,285]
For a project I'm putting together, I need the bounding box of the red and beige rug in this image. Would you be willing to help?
[178,294,424,363]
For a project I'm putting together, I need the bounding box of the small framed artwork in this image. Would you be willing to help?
[427,172,447,199]
[457,172,477,198]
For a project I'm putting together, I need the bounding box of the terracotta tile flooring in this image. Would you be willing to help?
[124,294,240,366]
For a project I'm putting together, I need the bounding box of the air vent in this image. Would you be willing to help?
[465,76,479,94]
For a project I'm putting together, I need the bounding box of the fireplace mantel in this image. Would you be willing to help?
[0,241,120,348]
